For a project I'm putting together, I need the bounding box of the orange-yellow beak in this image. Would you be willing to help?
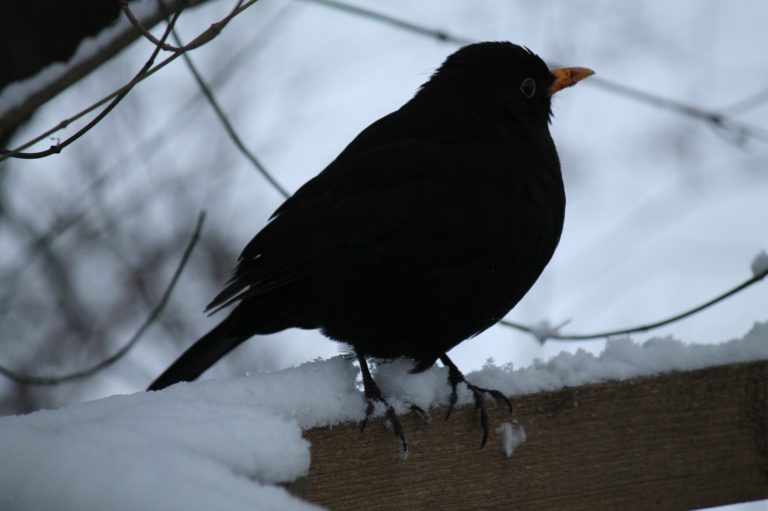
[548,67,595,95]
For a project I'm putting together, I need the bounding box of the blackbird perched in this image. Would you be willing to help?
[148,42,592,452]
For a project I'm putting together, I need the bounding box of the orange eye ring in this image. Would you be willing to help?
[520,78,536,98]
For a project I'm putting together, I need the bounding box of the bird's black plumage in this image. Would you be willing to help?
[148,42,592,450]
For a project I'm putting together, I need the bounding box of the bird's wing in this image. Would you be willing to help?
[206,139,442,313]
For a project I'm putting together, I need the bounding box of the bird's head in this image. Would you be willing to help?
[416,42,593,131]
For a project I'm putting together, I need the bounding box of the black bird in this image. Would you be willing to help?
[148,42,592,452]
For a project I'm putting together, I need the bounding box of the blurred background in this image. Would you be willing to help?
[0,0,766,428]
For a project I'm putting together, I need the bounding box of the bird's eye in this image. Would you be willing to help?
[520,78,536,99]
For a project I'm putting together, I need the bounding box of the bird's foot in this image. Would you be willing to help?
[359,387,408,456]
[409,403,431,423]
[357,353,408,455]
[441,354,513,448]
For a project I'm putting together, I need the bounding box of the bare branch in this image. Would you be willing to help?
[0,0,209,138]
[300,0,768,146]
[0,212,206,385]
[120,0,246,54]
[500,266,768,341]
[723,86,768,113]
[0,0,262,161]
[162,5,290,198]
[0,6,186,160]
[0,5,296,304]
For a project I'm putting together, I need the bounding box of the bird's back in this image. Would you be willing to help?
[257,103,566,368]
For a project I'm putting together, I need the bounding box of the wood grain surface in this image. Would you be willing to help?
[287,360,768,510]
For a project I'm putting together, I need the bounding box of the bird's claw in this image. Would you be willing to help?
[357,354,409,455]
[441,354,513,448]
[358,394,408,455]
[465,381,513,448]
[470,384,513,413]
[409,403,431,423]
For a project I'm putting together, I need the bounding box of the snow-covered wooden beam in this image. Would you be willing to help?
[289,360,768,510]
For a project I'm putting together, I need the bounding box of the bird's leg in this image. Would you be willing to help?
[357,352,408,454]
[440,354,513,448]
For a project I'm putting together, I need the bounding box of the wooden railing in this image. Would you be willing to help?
[288,360,768,510]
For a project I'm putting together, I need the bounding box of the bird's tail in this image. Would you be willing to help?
[147,314,250,391]
[147,297,302,391]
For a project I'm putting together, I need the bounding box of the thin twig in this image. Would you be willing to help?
[0,6,185,160]
[723,86,768,113]
[0,0,207,137]
[301,0,473,45]
[0,208,91,309]
[160,1,290,198]
[0,0,261,161]
[120,0,246,53]
[120,0,188,52]
[0,4,295,302]
[0,49,178,161]
[0,212,206,385]
[587,76,768,145]
[500,267,768,341]
[299,0,768,146]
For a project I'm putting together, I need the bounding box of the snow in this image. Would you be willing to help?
[751,250,768,277]
[0,381,322,511]
[496,422,527,458]
[1,321,767,510]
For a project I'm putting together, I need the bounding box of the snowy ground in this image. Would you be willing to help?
[2,321,766,511]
